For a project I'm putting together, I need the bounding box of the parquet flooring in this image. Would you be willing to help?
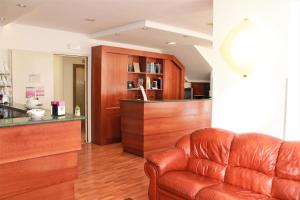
[75,143,148,200]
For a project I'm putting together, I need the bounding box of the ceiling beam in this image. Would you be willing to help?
[90,20,212,42]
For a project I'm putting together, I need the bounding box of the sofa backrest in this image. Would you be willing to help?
[187,128,235,181]
[271,142,300,199]
[225,133,282,196]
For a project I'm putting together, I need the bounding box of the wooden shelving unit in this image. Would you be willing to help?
[127,56,164,100]
[91,45,185,145]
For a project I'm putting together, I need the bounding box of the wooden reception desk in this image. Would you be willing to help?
[120,99,212,157]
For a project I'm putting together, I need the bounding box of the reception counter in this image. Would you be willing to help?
[120,99,212,157]
[0,104,85,200]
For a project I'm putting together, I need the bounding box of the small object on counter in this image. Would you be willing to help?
[74,105,81,117]
[25,97,40,109]
[27,109,45,120]
[51,100,65,116]
[0,88,10,104]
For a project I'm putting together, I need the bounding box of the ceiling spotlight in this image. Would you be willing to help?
[85,18,96,22]
[16,3,27,8]
[166,41,176,45]
[0,17,6,21]
[142,27,149,30]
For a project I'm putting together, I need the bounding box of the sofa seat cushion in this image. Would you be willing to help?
[196,183,270,200]
[158,171,219,200]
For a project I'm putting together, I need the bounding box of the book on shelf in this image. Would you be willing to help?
[133,62,140,72]
[146,76,151,89]
[146,62,162,74]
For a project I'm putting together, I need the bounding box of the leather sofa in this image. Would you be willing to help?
[144,128,300,200]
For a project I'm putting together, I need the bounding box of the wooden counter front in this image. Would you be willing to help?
[120,100,212,157]
[0,120,81,200]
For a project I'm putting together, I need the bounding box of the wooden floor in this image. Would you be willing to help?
[75,143,149,200]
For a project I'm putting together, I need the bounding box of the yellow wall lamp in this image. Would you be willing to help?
[221,18,265,77]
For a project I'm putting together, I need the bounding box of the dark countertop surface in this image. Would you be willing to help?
[0,103,85,128]
[120,99,211,103]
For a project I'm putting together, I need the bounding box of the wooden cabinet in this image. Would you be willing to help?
[163,60,184,99]
[92,45,184,145]
[191,82,210,98]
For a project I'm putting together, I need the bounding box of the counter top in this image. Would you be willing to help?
[0,103,85,128]
[120,99,211,103]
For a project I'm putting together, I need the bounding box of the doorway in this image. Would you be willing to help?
[73,64,86,141]
[53,55,88,143]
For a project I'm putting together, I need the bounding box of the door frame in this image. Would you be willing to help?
[73,64,85,111]
[73,62,88,143]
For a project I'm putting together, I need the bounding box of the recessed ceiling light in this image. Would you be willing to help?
[166,42,176,45]
[85,18,96,22]
[0,17,6,21]
[16,3,27,8]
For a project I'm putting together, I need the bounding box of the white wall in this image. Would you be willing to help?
[212,0,291,138]
[53,55,64,100]
[1,23,162,143]
[11,50,53,109]
[285,0,300,140]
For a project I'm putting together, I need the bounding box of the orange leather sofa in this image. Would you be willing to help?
[144,128,300,200]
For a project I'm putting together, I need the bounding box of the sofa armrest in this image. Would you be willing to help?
[146,148,188,176]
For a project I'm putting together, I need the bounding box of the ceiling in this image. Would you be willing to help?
[2,0,213,34]
[92,20,212,50]
[167,45,211,81]
[0,0,213,81]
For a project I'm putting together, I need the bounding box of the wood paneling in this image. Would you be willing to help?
[4,182,74,200]
[163,60,184,100]
[104,107,122,143]
[91,46,102,145]
[120,100,212,157]
[92,50,128,145]
[0,152,77,199]
[0,121,81,164]
[0,121,82,200]
[103,53,128,107]
[92,45,185,145]
[75,144,148,200]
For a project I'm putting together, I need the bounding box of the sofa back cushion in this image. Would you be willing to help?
[272,142,300,199]
[225,133,282,196]
[187,128,235,181]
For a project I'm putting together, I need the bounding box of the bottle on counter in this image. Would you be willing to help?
[74,105,80,117]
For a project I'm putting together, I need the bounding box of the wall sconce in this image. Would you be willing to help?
[221,18,264,77]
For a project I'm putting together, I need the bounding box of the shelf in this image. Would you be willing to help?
[128,88,163,91]
[128,72,146,75]
[128,72,163,76]
[146,73,163,76]
[146,89,163,91]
